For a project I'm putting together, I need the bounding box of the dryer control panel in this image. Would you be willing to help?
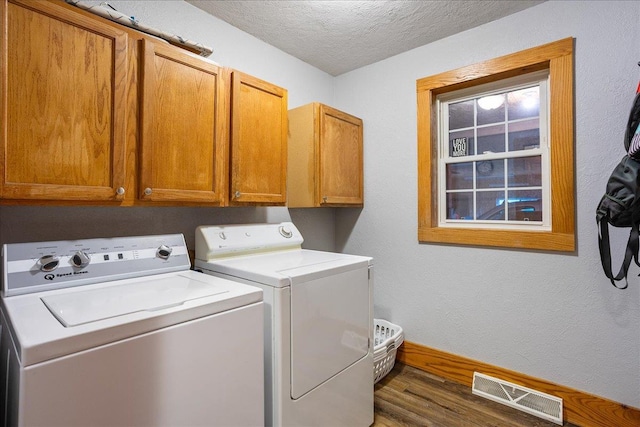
[195,222,304,260]
[2,234,190,297]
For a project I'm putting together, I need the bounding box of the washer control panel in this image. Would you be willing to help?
[2,234,190,297]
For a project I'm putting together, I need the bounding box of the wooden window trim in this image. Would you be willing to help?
[417,38,575,251]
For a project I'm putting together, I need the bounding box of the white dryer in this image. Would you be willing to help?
[0,234,264,427]
[195,222,373,427]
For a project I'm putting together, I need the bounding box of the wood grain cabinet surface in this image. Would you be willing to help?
[2,0,291,207]
[139,39,228,204]
[1,0,128,202]
[229,70,288,205]
[288,103,364,207]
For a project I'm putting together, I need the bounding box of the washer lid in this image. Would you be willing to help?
[2,270,263,367]
[42,275,227,327]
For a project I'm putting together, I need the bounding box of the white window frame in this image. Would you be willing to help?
[436,72,551,231]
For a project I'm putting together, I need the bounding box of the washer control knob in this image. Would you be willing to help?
[71,251,91,268]
[38,255,60,272]
[279,225,293,238]
[218,232,226,240]
[157,245,172,259]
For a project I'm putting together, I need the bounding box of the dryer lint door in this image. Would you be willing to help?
[286,261,370,399]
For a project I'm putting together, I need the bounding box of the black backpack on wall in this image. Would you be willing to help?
[596,90,640,289]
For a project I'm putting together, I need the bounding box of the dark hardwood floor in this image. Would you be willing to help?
[373,363,579,427]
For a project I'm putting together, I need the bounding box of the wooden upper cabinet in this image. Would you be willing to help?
[139,39,228,204]
[229,70,287,205]
[1,0,128,201]
[2,0,287,207]
[288,103,364,207]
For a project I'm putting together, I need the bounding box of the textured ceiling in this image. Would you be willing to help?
[186,0,545,76]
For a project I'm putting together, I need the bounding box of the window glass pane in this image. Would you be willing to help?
[508,156,541,187]
[508,86,539,120]
[476,191,507,220]
[449,129,475,157]
[477,94,505,126]
[508,119,539,151]
[446,192,473,219]
[449,100,474,130]
[506,190,543,221]
[436,71,553,231]
[477,124,505,154]
[476,159,504,189]
[446,162,473,190]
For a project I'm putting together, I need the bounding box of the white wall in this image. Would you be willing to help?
[2,0,638,410]
[334,0,640,408]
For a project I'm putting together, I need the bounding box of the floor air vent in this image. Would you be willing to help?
[472,372,563,425]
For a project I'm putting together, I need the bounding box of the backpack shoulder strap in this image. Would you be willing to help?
[598,218,638,289]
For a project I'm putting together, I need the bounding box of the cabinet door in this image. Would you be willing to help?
[230,71,287,205]
[139,39,228,204]
[1,0,127,201]
[318,105,364,206]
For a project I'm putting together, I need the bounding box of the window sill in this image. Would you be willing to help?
[418,227,575,251]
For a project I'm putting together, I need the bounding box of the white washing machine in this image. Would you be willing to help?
[0,234,264,427]
[195,222,373,427]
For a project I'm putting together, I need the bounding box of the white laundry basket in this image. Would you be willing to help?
[373,319,404,384]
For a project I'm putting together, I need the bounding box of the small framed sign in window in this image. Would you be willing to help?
[451,137,469,157]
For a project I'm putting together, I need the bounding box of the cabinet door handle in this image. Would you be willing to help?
[322,196,328,203]
[234,190,241,199]
[144,188,153,196]
[116,187,125,197]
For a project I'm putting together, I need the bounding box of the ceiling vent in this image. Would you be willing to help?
[472,372,563,425]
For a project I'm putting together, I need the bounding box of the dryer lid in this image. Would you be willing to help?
[196,249,371,288]
[42,275,228,327]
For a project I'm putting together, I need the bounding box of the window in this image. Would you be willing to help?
[439,72,549,229]
[417,38,575,251]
